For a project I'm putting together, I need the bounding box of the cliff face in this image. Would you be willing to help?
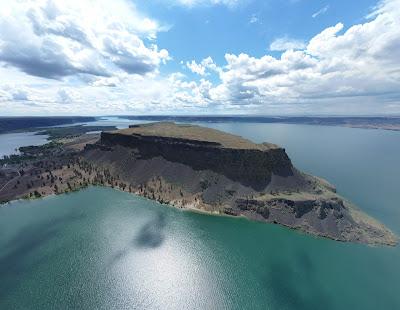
[100,130,293,191]
[82,122,397,246]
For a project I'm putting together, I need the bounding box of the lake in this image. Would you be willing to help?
[0,132,49,159]
[1,122,399,309]
[0,117,132,159]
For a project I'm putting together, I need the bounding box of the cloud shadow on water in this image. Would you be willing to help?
[134,212,166,249]
[108,212,167,267]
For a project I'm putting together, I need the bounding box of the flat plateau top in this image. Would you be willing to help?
[115,122,278,150]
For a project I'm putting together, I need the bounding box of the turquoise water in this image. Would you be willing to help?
[1,123,400,309]
[199,123,400,233]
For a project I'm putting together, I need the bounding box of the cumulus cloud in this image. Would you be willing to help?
[1,0,400,115]
[269,37,306,51]
[186,57,220,76]
[0,86,48,108]
[0,0,169,79]
[91,76,122,88]
[11,90,30,101]
[188,0,400,113]
[57,88,82,104]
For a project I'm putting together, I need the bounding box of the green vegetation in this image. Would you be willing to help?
[36,125,116,140]
[1,125,116,165]
[0,142,63,165]
[19,141,63,154]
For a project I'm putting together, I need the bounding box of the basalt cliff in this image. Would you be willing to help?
[82,122,397,246]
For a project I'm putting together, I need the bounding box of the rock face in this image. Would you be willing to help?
[83,122,397,246]
[99,123,293,191]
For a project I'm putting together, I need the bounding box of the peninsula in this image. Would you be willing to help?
[0,122,397,246]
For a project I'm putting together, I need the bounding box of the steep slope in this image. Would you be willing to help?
[83,122,397,246]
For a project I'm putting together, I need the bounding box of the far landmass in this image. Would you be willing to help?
[119,115,400,131]
[0,116,96,133]
[1,116,400,132]
[0,122,397,246]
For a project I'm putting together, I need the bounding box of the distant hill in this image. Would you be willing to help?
[118,115,400,131]
[0,116,96,133]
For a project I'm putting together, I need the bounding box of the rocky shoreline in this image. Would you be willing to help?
[0,122,397,246]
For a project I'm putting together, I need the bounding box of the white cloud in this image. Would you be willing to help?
[57,88,82,104]
[249,14,259,24]
[1,0,400,116]
[91,76,122,88]
[186,60,207,76]
[171,0,240,8]
[186,57,220,76]
[269,37,307,51]
[11,90,30,101]
[0,0,169,79]
[192,0,400,114]
[312,5,329,18]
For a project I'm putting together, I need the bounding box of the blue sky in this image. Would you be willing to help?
[0,0,399,115]
[141,0,379,84]
[141,0,376,66]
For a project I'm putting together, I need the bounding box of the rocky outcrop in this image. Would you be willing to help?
[99,131,293,191]
[82,122,397,246]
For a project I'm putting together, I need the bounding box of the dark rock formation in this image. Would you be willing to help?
[100,123,293,191]
[81,122,397,246]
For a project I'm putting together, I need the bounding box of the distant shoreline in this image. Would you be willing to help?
[113,115,400,132]
[1,116,400,134]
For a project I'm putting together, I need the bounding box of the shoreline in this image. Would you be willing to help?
[1,184,397,247]
[1,123,398,247]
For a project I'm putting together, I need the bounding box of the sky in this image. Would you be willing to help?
[0,0,399,116]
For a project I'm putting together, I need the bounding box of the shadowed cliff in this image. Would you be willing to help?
[82,122,397,246]
[98,122,294,191]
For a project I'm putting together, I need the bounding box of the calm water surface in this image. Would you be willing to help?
[0,132,48,158]
[0,117,139,159]
[1,122,399,309]
[68,116,152,129]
